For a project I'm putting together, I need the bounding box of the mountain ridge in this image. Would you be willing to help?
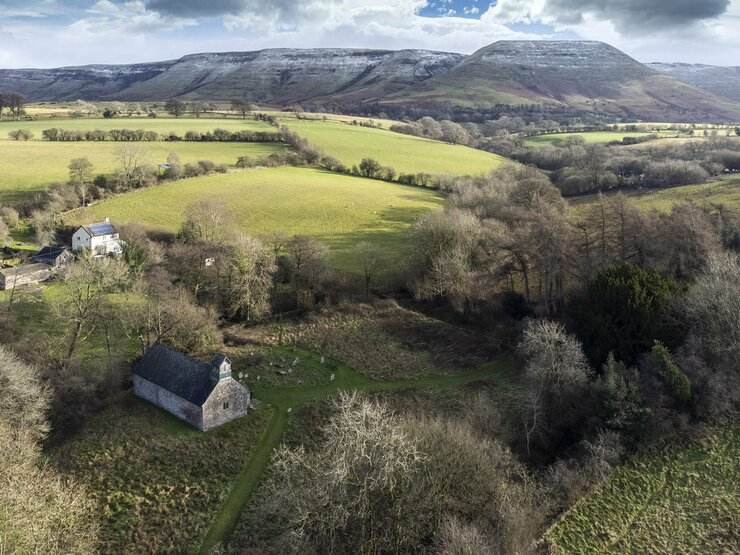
[1,41,739,122]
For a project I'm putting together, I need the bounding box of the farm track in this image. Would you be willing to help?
[199,353,515,553]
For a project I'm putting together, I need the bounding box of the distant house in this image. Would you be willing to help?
[72,218,122,256]
[133,343,251,431]
[31,246,74,267]
[0,263,56,290]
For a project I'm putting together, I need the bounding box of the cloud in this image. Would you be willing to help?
[490,0,731,34]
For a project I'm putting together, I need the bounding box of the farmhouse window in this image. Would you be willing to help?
[223,401,229,410]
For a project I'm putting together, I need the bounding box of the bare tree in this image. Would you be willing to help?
[115,144,153,190]
[53,256,130,359]
[222,235,276,321]
[230,98,254,119]
[0,345,98,552]
[356,241,383,295]
[0,345,50,440]
[180,199,234,244]
[68,157,94,206]
[683,253,740,370]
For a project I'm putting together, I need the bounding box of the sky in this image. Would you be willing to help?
[0,0,738,68]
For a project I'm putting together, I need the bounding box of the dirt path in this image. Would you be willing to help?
[199,352,515,553]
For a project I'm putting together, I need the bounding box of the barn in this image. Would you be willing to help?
[133,343,251,431]
[0,263,56,290]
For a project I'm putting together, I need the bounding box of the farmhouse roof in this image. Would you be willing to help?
[32,246,72,265]
[79,221,117,237]
[133,343,222,406]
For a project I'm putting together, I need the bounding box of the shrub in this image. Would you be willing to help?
[9,129,33,140]
[236,156,255,168]
[197,159,216,174]
[650,341,691,405]
[182,163,202,178]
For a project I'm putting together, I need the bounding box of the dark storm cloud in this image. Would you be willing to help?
[145,0,249,17]
[145,0,319,20]
[545,0,731,31]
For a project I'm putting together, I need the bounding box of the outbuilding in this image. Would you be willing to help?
[133,343,251,431]
[0,263,56,290]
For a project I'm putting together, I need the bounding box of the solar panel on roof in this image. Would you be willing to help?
[88,223,116,236]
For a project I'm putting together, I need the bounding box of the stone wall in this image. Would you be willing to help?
[201,379,251,432]
[133,376,203,429]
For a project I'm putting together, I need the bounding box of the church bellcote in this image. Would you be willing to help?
[211,354,232,380]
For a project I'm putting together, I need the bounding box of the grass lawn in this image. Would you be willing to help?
[544,425,739,554]
[523,131,678,147]
[53,395,272,554]
[0,140,286,204]
[280,116,505,176]
[569,177,740,218]
[63,167,444,272]
[0,116,275,138]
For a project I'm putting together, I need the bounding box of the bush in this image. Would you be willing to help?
[197,159,216,174]
[8,128,33,140]
[650,342,691,405]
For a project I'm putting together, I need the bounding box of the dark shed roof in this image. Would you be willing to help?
[32,246,72,265]
[133,343,218,406]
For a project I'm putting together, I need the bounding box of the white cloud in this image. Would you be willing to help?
[0,0,738,67]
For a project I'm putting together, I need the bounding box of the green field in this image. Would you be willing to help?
[0,141,285,203]
[280,117,505,175]
[569,178,740,217]
[0,116,275,139]
[545,426,739,554]
[54,395,272,554]
[64,167,444,270]
[523,131,677,147]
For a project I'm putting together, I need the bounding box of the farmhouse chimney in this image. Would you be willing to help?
[211,354,232,381]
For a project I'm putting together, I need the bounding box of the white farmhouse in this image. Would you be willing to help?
[72,218,123,256]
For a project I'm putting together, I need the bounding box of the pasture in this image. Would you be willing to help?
[569,177,740,217]
[523,131,677,147]
[53,395,272,554]
[0,116,275,138]
[64,167,444,271]
[0,141,285,204]
[545,426,739,554]
[280,116,505,176]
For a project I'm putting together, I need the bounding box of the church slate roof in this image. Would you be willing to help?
[133,343,218,406]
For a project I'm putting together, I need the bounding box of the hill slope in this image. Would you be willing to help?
[1,49,464,104]
[648,62,740,103]
[391,41,740,122]
[2,42,739,122]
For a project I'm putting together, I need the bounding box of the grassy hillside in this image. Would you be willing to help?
[392,41,740,122]
[545,426,739,554]
[64,167,444,271]
[0,141,285,203]
[569,178,740,217]
[280,117,504,176]
[523,131,676,147]
[0,116,275,138]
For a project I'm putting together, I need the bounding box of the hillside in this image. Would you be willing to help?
[2,42,739,122]
[392,41,740,122]
[1,49,464,104]
[648,62,740,103]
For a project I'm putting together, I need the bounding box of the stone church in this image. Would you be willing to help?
[133,343,251,431]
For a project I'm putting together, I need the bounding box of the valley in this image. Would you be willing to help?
[1,29,738,555]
